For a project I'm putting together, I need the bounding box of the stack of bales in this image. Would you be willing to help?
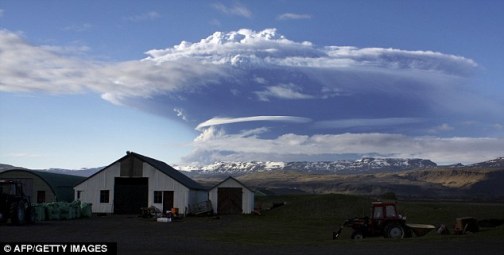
[33,201,93,221]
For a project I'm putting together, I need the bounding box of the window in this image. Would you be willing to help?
[373,207,383,219]
[386,205,397,218]
[37,191,46,203]
[77,191,82,200]
[100,190,110,203]
[154,191,162,204]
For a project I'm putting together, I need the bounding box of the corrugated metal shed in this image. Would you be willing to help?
[0,169,85,202]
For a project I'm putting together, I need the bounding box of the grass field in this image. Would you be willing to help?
[200,194,504,244]
[2,194,502,255]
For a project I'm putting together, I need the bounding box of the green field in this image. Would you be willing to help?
[200,194,504,244]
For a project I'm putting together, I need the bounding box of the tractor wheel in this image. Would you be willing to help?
[351,231,364,240]
[10,201,26,225]
[385,224,404,239]
[26,206,36,224]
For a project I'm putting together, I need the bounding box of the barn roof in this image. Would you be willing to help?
[75,152,204,190]
[129,152,205,190]
[0,169,86,202]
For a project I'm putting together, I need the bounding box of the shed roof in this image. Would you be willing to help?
[0,169,86,202]
[210,176,254,192]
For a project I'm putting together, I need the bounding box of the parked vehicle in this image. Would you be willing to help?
[334,201,435,239]
[0,180,34,225]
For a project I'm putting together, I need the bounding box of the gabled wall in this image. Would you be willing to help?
[74,162,120,213]
[209,178,254,214]
[74,156,208,214]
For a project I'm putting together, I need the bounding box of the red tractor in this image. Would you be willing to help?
[335,201,413,239]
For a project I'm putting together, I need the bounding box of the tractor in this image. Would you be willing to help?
[334,201,434,240]
[0,180,35,225]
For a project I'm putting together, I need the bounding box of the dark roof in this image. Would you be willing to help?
[130,152,204,190]
[0,169,86,202]
[76,152,204,190]
[210,176,253,192]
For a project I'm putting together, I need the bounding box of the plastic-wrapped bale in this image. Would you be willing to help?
[59,202,72,220]
[71,201,81,219]
[32,204,46,222]
[46,203,61,221]
[81,203,92,218]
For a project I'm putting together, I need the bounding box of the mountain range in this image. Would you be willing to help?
[2,157,503,200]
[181,157,504,200]
[175,158,438,176]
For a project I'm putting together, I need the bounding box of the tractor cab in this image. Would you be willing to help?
[371,201,401,220]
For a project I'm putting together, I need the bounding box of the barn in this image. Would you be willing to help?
[209,176,255,214]
[74,152,207,215]
[0,169,85,203]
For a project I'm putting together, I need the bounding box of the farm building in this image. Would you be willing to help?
[209,176,255,214]
[0,169,85,203]
[74,152,208,215]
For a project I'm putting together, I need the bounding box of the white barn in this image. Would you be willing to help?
[74,152,207,215]
[209,176,255,214]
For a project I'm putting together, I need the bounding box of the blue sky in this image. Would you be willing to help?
[1,0,503,169]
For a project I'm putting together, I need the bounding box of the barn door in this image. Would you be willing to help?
[217,188,242,214]
[114,178,148,214]
[162,191,174,214]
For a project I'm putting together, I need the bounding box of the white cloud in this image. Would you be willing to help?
[125,11,161,22]
[0,27,480,99]
[62,23,92,32]
[493,123,504,130]
[315,118,424,129]
[277,13,311,20]
[185,130,504,165]
[4,152,43,158]
[0,29,228,100]
[212,2,252,18]
[196,116,312,131]
[0,30,96,93]
[429,123,455,133]
[255,83,314,101]
[174,108,188,121]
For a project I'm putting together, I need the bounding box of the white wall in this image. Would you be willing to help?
[143,163,191,214]
[209,178,254,214]
[74,162,120,213]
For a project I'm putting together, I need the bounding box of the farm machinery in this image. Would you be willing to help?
[0,180,35,225]
[334,201,435,239]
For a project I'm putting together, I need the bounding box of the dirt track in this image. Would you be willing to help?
[1,215,502,255]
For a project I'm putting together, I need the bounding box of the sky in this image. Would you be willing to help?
[0,0,503,169]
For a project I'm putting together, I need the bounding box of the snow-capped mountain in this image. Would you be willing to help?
[468,157,504,168]
[175,157,437,176]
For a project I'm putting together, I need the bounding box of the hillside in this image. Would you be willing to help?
[202,168,504,200]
